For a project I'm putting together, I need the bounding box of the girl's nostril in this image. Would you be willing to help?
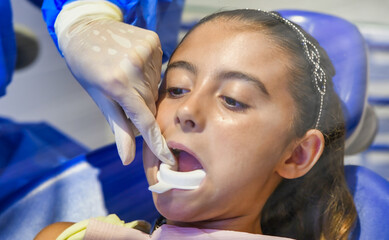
[185,120,195,128]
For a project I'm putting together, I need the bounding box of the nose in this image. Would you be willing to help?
[175,94,206,132]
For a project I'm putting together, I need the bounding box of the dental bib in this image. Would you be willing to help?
[148,163,206,194]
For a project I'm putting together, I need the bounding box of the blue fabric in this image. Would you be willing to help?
[83,137,158,223]
[0,117,88,203]
[0,0,43,97]
[0,155,107,239]
[41,0,184,62]
[0,0,16,97]
[0,137,156,240]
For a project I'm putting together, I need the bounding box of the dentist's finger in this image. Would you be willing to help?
[118,91,175,165]
[88,88,136,165]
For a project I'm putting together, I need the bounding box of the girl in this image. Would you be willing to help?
[36,9,356,240]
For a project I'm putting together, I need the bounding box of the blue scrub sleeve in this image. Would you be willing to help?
[0,0,16,97]
[41,0,184,61]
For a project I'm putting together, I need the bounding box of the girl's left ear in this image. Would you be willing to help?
[276,129,325,179]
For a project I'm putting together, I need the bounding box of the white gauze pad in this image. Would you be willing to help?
[148,163,206,194]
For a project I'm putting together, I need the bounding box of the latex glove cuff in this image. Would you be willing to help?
[54,0,123,53]
[56,214,148,240]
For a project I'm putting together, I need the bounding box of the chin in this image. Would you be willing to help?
[153,190,205,222]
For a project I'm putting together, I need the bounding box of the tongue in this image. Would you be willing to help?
[178,151,203,172]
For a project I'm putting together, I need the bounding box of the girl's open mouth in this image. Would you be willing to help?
[148,143,206,194]
[171,148,204,172]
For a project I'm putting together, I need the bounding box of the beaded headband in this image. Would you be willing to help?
[258,9,327,129]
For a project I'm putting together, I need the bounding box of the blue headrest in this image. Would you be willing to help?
[345,165,389,239]
[279,10,368,138]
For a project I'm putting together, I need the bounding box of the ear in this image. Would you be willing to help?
[276,129,325,179]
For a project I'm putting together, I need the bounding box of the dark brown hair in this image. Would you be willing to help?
[175,9,357,240]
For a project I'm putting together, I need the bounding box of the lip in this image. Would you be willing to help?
[167,141,205,171]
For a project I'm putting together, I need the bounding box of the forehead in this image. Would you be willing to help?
[171,20,292,98]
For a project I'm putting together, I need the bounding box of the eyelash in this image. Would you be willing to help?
[220,96,249,112]
[167,87,189,98]
[166,87,249,112]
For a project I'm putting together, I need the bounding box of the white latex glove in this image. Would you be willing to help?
[54,0,174,165]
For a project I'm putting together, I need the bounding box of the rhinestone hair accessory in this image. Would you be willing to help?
[258,9,327,128]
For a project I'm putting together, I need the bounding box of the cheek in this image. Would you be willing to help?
[209,114,289,172]
[142,143,159,185]
[155,99,173,132]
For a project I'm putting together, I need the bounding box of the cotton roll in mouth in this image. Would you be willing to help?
[148,163,206,194]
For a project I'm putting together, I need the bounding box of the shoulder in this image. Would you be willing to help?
[34,222,74,240]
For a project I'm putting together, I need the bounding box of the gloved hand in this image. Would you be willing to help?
[55,0,174,165]
[56,214,149,240]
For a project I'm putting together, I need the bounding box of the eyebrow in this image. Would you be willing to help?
[166,61,197,75]
[217,71,270,97]
[166,60,270,97]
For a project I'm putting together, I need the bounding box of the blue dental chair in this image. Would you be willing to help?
[280,10,389,239]
[1,10,389,240]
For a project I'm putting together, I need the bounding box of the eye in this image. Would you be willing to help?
[167,87,189,98]
[221,96,249,112]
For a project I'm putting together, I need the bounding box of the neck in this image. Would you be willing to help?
[167,214,263,234]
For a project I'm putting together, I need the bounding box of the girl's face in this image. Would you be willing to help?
[143,20,297,233]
